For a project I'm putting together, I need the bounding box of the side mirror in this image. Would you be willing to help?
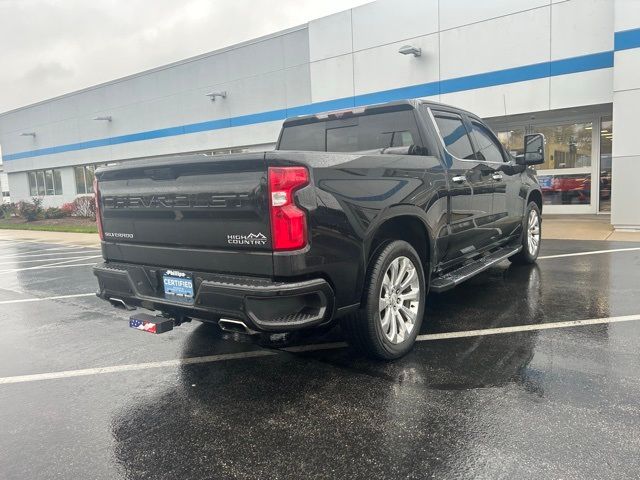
[516,133,545,165]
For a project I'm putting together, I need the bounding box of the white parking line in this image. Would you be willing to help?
[415,314,640,341]
[0,351,278,385]
[0,293,96,305]
[0,239,99,250]
[0,260,100,274]
[0,241,22,247]
[538,247,640,260]
[0,250,98,259]
[0,255,101,271]
[0,255,102,266]
[1,313,639,385]
[0,245,85,255]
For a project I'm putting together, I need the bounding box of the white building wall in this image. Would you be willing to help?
[0,169,9,202]
[0,0,637,224]
[611,0,640,230]
[0,25,309,174]
[7,172,30,204]
[550,0,614,109]
[7,168,81,207]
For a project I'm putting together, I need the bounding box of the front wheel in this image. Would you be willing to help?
[343,240,426,360]
[509,202,541,265]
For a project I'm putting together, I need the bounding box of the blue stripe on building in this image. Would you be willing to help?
[614,27,640,51]
[1,39,632,162]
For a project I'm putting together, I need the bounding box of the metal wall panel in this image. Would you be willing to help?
[439,8,551,81]
[308,10,352,62]
[439,0,549,31]
[351,0,438,51]
[550,69,614,109]
[441,78,551,117]
[310,55,354,103]
[353,34,439,96]
[551,0,614,60]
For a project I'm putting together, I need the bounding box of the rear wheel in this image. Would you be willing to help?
[509,202,541,265]
[343,240,426,360]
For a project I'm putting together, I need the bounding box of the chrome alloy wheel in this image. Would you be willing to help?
[378,256,421,344]
[527,209,541,256]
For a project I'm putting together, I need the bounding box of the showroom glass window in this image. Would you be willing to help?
[497,129,525,158]
[536,123,592,170]
[498,122,592,167]
[28,169,63,196]
[499,122,592,206]
[75,165,99,194]
[535,122,593,206]
[600,117,612,212]
[432,112,475,159]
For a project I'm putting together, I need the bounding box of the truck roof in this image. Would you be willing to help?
[282,99,478,126]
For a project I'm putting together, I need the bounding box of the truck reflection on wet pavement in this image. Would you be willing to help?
[0,239,639,479]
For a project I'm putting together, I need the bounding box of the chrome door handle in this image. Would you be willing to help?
[452,175,466,184]
[492,173,503,181]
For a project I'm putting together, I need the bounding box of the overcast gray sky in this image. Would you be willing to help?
[0,0,370,113]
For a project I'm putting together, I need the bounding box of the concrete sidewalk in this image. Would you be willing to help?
[542,214,640,242]
[0,229,100,247]
[0,215,638,247]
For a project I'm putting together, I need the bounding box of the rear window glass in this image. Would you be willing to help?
[277,123,325,151]
[279,110,421,152]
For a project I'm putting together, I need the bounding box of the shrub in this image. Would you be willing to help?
[44,207,67,219]
[71,195,96,219]
[0,202,17,219]
[17,197,44,222]
[61,202,75,216]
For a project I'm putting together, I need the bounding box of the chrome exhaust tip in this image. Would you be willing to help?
[218,318,257,335]
[109,297,136,311]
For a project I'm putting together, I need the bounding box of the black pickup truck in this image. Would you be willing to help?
[93,100,545,359]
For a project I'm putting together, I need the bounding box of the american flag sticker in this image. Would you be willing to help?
[129,318,157,334]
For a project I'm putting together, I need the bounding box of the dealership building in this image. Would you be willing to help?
[0,0,639,228]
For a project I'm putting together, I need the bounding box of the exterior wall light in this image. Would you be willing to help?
[206,91,227,102]
[19,132,36,137]
[398,45,422,57]
[93,116,112,122]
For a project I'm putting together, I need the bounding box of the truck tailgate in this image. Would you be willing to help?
[96,153,273,275]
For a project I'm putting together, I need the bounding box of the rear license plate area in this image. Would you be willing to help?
[162,270,194,302]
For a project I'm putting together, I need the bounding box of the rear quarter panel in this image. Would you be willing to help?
[267,151,447,309]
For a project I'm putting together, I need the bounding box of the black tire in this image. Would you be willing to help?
[509,201,541,265]
[343,240,426,360]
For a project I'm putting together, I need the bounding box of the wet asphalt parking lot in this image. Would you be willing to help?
[1,239,640,479]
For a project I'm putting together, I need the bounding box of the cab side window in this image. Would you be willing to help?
[470,121,505,163]
[433,112,475,160]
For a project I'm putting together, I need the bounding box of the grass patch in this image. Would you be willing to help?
[0,221,98,234]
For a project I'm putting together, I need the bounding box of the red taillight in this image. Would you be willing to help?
[268,166,309,251]
[93,177,104,241]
